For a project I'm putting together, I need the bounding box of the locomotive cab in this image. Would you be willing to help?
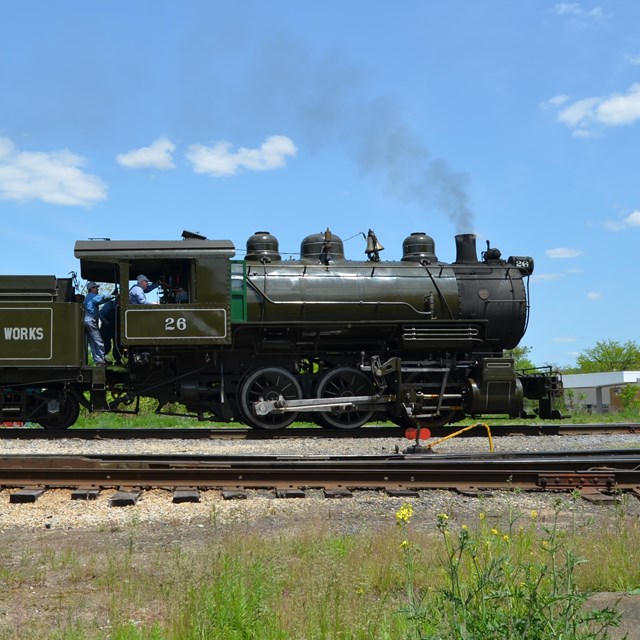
[74,238,236,347]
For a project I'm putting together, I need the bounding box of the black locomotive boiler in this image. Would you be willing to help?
[0,229,562,429]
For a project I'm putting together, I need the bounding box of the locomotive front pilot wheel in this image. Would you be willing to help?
[314,367,375,429]
[36,391,80,430]
[239,367,303,429]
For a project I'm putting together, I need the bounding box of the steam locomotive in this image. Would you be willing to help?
[0,229,562,429]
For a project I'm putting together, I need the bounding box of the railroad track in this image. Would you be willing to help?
[2,449,640,505]
[1,422,639,440]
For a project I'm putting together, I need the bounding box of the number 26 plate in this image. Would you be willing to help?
[124,308,227,341]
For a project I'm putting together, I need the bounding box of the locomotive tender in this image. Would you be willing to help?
[0,229,562,429]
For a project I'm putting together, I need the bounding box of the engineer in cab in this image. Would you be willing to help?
[129,275,159,304]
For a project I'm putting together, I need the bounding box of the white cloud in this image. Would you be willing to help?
[586,7,604,19]
[556,97,601,128]
[531,268,581,282]
[625,54,640,66]
[0,137,106,207]
[605,209,640,230]
[531,272,563,282]
[550,3,605,22]
[186,135,297,177]
[545,83,640,136]
[540,94,570,111]
[545,247,583,258]
[117,137,176,170]
[587,291,602,301]
[597,86,640,125]
[553,3,582,16]
[625,211,640,226]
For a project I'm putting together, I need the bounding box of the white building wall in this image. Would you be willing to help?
[562,371,640,413]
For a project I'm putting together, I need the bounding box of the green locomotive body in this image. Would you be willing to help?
[0,229,561,429]
[0,276,85,427]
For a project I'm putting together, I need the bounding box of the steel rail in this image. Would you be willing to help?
[1,450,640,492]
[0,423,639,440]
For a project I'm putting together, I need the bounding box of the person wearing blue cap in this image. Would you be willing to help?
[83,282,115,366]
[129,274,159,304]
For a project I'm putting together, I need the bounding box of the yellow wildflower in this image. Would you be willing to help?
[491,528,499,536]
[531,510,538,519]
[396,502,414,524]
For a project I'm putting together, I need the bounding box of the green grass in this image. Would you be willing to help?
[0,498,635,639]
[62,396,640,430]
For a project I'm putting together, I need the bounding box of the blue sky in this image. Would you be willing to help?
[1,1,639,368]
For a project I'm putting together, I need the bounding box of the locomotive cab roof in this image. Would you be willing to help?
[74,239,235,281]
[74,239,235,258]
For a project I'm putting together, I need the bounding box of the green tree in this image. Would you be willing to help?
[618,384,640,411]
[504,345,536,370]
[576,339,640,373]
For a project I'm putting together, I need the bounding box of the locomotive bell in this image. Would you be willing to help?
[365,233,384,254]
[365,229,384,262]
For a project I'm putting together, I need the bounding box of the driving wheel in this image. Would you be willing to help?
[239,367,302,429]
[314,367,375,429]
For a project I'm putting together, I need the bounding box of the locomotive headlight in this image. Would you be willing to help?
[507,256,534,276]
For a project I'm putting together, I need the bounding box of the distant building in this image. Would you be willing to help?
[562,371,640,413]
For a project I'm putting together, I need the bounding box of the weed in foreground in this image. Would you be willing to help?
[395,501,622,640]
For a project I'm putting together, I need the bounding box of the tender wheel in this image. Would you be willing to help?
[239,367,302,429]
[36,391,80,430]
[314,367,374,429]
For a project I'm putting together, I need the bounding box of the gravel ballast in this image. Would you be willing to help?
[0,431,638,532]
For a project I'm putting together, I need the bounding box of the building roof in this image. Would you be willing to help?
[562,371,640,389]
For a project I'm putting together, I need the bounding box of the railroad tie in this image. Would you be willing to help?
[221,489,247,500]
[323,489,353,499]
[71,489,101,500]
[275,489,306,499]
[109,488,142,507]
[10,487,45,503]
[172,488,200,503]
[386,488,419,498]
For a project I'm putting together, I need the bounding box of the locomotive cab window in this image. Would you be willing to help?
[126,259,193,305]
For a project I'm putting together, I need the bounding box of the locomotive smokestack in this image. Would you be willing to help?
[454,234,478,263]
